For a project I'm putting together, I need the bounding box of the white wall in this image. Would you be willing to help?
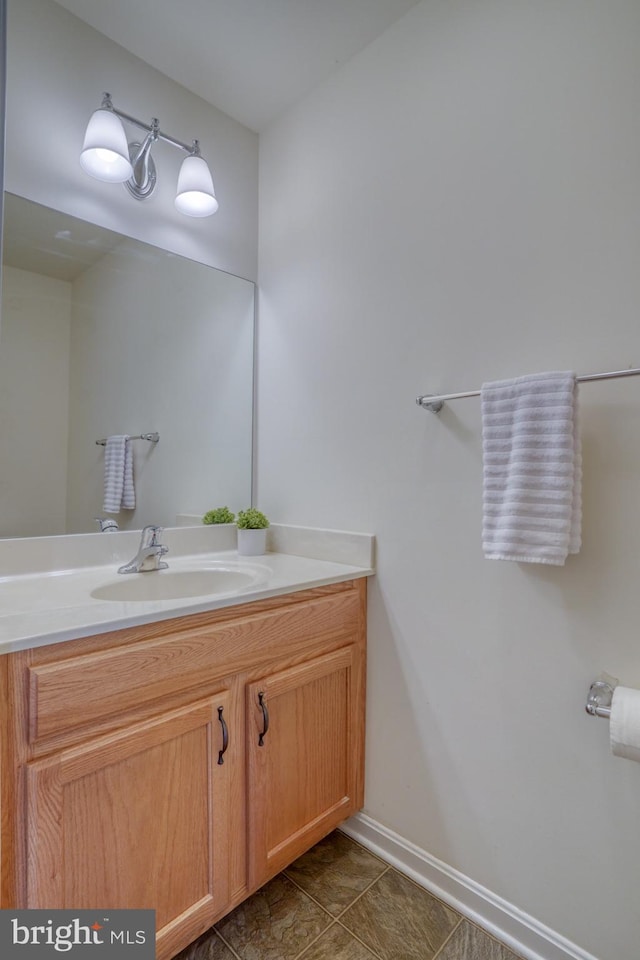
[257,2,640,959]
[66,240,254,532]
[0,266,71,535]
[5,0,258,280]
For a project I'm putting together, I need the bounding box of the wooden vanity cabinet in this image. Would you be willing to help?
[0,578,366,960]
[246,643,364,889]
[25,691,233,960]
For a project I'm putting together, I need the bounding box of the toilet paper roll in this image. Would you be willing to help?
[610,686,640,761]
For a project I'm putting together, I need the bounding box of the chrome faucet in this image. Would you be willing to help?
[95,516,119,533]
[118,525,169,574]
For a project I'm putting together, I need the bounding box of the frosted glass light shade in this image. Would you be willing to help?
[175,155,218,217]
[80,108,133,183]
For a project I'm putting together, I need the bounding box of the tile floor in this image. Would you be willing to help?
[175,830,525,960]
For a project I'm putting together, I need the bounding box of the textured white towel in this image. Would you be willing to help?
[481,371,581,565]
[103,435,135,513]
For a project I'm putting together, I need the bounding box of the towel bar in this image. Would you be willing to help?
[417,366,640,413]
[96,432,159,446]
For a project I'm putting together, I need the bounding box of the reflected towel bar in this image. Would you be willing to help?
[96,432,159,446]
[417,367,640,413]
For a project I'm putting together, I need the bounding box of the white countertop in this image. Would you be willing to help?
[0,524,375,655]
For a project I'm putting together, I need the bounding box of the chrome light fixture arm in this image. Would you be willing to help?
[125,118,159,201]
[101,93,194,156]
[82,94,218,216]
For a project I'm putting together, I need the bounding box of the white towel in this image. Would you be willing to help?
[481,371,582,565]
[103,435,136,513]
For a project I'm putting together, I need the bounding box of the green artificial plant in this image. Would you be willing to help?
[236,508,270,530]
[202,506,236,525]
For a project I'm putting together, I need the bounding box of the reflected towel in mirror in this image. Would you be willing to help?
[103,435,135,513]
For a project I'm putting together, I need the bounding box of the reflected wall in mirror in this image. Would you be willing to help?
[0,193,255,538]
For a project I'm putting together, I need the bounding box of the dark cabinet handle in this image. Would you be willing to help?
[258,691,269,746]
[217,706,229,765]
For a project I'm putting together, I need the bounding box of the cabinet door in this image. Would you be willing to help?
[25,693,232,960]
[247,645,364,888]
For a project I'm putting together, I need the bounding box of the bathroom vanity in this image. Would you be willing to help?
[0,528,371,960]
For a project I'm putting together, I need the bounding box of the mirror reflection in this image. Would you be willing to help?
[0,193,255,538]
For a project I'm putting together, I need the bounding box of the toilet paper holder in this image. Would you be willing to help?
[586,678,617,719]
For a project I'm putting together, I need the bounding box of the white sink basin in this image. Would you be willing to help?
[91,565,264,603]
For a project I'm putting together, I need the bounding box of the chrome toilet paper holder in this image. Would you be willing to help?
[586,678,617,719]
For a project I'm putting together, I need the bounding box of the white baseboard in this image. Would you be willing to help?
[340,813,598,960]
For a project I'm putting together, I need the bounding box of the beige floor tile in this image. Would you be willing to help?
[299,922,380,960]
[174,839,526,960]
[434,920,521,960]
[284,831,387,916]
[215,874,331,960]
[341,869,461,960]
[173,928,237,960]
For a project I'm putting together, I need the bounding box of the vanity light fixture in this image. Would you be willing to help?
[80,93,218,217]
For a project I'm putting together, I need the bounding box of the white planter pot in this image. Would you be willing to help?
[237,527,267,556]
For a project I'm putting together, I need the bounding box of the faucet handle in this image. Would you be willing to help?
[141,524,164,546]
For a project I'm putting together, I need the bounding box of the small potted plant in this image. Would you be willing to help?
[236,507,270,556]
[202,506,236,525]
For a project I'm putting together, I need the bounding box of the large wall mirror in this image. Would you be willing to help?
[0,193,255,538]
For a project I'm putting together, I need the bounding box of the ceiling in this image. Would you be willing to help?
[53,0,421,132]
[3,194,123,282]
